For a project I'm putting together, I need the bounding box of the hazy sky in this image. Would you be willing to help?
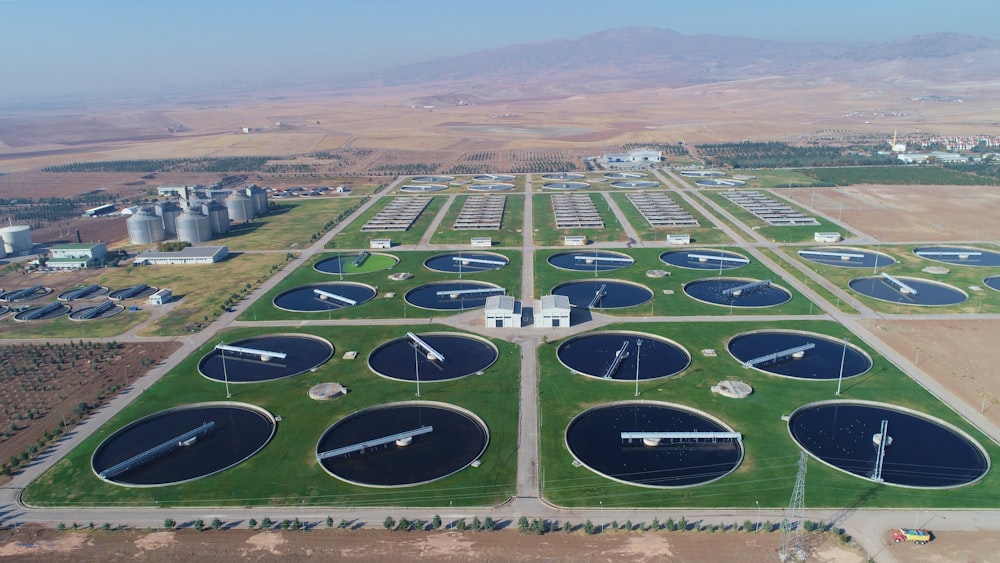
[3,0,999,105]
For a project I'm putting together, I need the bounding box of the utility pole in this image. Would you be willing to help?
[778,451,808,561]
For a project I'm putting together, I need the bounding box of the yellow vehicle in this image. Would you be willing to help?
[890,528,931,545]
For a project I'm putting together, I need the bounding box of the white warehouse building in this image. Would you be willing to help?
[133,245,229,265]
[484,295,519,328]
[533,294,571,328]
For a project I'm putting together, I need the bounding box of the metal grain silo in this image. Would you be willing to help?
[226,191,255,223]
[202,201,231,235]
[155,201,182,235]
[175,209,212,243]
[0,225,32,255]
[245,185,268,216]
[126,208,165,245]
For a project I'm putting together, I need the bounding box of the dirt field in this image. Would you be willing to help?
[874,319,1000,426]
[0,526,865,563]
[782,185,999,243]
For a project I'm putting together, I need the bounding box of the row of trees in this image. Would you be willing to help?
[696,142,894,168]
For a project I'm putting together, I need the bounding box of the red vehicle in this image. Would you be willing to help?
[890,528,931,545]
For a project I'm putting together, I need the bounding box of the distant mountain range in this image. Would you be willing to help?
[345,27,1000,101]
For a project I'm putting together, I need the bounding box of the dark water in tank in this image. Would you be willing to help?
[273,283,375,312]
[728,331,871,380]
[914,246,1000,267]
[566,404,742,487]
[424,253,508,273]
[553,280,652,309]
[557,333,689,380]
[684,278,791,307]
[405,281,503,310]
[789,403,988,487]
[797,248,895,269]
[369,334,497,381]
[92,405,274,486]
[317,404,487,486]
[849,276,966,306]
[985,276,1000,292]
[199,335,333,382]
[659,250,749,270]
[548,251,633,272]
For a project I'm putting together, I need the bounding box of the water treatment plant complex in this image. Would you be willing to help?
[5,167,1000,553]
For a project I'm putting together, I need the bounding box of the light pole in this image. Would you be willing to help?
[634,338,642,397]
[836,337,848,396]
[755,501,760,533]
[124,365,129,388]
[873,239,880,275]
[220,343,231,399]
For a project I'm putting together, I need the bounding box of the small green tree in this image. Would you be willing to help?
[211,518,222,530]
[431,515,442,530]
[338,519,349,529]
[383,516,395,530]
[248,518,257,529]
[326,516,334,528]
[57,522,66,531]
[743,519,753,533]
[677,517,687,532]
[482,517,495,531]
[471,516,481,531]
[194,519,205,532]
[563,521,572,533]
[163,518,176,529]
[455,518,466,531]
[583,520,596,535]
[517,516,530,533]
[395,518,409,532]
[260,517,272,529]
[101,523,110,531]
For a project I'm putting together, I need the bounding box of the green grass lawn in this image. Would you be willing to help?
[538,319,1000,509]
[22,324,518,508]
[531,193,628,246]
[796,166,1000,186]
[327,196,445,250]
[429,194,525,247]
[606,191,732,245]
[702,190,852,243]
[244,250,522,321]
[737,169,830,188]
[787,244,1000,315]
[759,247,856,315]
[534,248,816,317]
[216,198,364,251]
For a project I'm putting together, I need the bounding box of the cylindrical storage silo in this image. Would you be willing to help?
[126,209,165,245]
[0,225,33,255]
[226,191,255,223]
[175,210,212,243]
[155,201,182,236]
[202,201,230,235]
[246,186,268,216]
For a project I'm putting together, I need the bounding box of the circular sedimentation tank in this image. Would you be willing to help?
[557,331,690,381]
[424,252,508,274]
[727,330,872,380]
[684,277,791,308]
[410,175,455,184]
[540,172,585,180]
[316,401,488,487]
[68,301,124,321]
[604,172,647,179]
[542,181,590,190]
[91,402,276,487]
[680,171,725,178]
[314,252,398,275]
[849,275,967,306]
[610,180,660,188]
[788,400,989,488]
[199,334,334,383]
[695,179,746,187]
[108,285,158,301]
[369,332,498,381]
[273,282,377,312]
[405,281,504,311]
[474,174,516,182]
[985,276,1000,292]
[566,401,744,488]
[913,246,1000,267]
[1,285,52,302]
[400,184,448,193]
[467,183,514,192]
[660,249,750,270]
[57,285,108,301]
[797,247,896,269]
[12,302,69,321]
[548,250,634,272]
[552,279,653,309]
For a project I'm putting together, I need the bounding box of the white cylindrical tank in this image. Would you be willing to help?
[202,201,230,235]
[0,225,32,255]
[126,208,165,245]
[225,191,255,223]
[155,201,183,235]
[175,210,212,243]
[245,185,268,216]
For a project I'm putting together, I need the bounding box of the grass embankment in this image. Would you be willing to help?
[327,196,445,250]
[785,244,1000,315]
[23,324,519,508]
[217,198,365,251]
[538,319,1000,509]
[605,191,731,245]
[245,250,522,321]
[758,247,857,315]
[531,193,627,246]
[533,248,817,317]
[429,194,525,247]
[796,166,1000,186]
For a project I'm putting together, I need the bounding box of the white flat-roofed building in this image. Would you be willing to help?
[148,288,173,305]
[485,295,519,328]
[604,148,663,165]
[533,294,571,328]
[370,239,392,249]
[45,242,108,269]
[471,237,492,247]
[666,234,691,245]
[814,232,841,243]
[564,235,587,246]
[133,245,228,265]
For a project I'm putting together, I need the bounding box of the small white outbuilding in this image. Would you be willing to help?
[533,294,571,328]
[484,295,519,328]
